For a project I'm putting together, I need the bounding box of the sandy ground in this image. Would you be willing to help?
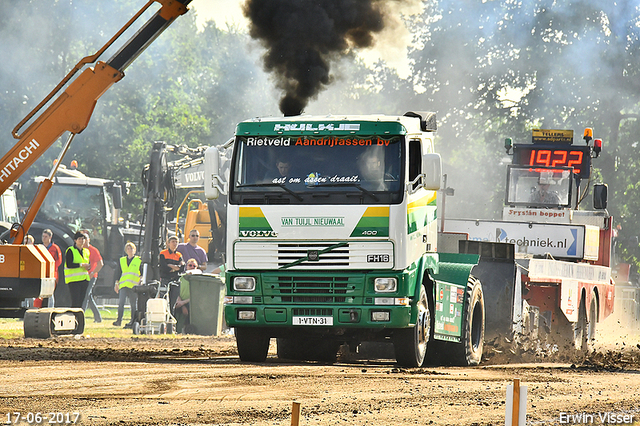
[0,316,639,426]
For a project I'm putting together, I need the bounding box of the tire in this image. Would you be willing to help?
[574,293,597,354]
[393,284,430,367]
[236,327,270,362]
[573,299,588,353]
[451,275,485,366]
[587,293,598,344]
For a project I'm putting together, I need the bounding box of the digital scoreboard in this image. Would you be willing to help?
[512,144,591,178]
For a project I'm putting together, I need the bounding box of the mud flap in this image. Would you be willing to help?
[431,253,479,342]
[458,241,520,342]
[24,308,85,338]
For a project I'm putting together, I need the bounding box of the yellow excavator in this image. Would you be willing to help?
[0,0,193,337]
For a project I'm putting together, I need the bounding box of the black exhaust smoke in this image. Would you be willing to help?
[243,0,393,116]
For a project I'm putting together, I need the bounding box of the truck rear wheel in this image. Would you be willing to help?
[451,276,485,366]
[393,284,430,367]
[235,327,270,362]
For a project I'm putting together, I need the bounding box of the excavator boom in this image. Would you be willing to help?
[1,0,190,197]
[0,0,192,335]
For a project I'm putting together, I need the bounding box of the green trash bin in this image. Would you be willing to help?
[179,274,226,336]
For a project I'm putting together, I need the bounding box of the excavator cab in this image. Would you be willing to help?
[175,193,226,264]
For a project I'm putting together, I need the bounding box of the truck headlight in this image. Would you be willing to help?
[234,276,256,291]
[374,277,397,293]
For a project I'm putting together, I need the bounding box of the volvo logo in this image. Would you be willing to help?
[307,250,320,261]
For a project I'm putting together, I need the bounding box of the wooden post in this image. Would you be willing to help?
[511,378,520,426]
[291,401,301,426]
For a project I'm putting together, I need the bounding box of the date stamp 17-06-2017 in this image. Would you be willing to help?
[4,413,80,425]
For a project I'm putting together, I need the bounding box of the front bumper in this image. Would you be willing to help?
[225,303,413,329]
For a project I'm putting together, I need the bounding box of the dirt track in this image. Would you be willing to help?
[1,321,640,426]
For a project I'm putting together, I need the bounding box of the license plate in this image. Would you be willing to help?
[292,316,333,326]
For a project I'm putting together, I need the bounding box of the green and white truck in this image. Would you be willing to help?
[205,112,485,366]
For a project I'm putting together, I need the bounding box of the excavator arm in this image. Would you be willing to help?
[0,0,192,335]
[0,0,191,244]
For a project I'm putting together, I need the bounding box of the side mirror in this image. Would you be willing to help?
[111,184,123,210]
[593,183,607,209]
[422,153,442,190]
[204,146,220,200]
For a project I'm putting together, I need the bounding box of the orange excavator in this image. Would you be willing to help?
[0,0,193,337]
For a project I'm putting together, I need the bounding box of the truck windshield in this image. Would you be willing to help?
[505,166,573,208]
[230,135,404,205]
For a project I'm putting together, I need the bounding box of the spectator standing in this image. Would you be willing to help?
[64,231,90,308]
[113,242,142,327]
[159,235,184,316]
[177,229,208,272]
[35,229,62,308]
[81,230,103,323]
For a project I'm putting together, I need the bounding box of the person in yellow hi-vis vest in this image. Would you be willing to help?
[64,231,91,308]
[113,242,142,327]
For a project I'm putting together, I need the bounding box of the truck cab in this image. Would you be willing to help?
[209,112,485,367]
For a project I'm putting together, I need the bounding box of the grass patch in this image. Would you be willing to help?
[0,307,179,339]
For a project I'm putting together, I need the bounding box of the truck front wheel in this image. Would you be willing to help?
[235,327,270,362]
[393,284,430,367]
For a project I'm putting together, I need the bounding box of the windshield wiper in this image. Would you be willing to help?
[315,182,379,201]
[237,183,303,201]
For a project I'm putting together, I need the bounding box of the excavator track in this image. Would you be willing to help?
[23,308,85,339]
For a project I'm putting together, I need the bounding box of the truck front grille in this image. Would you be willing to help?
[262,274,364,304]
[233,241,394,269]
